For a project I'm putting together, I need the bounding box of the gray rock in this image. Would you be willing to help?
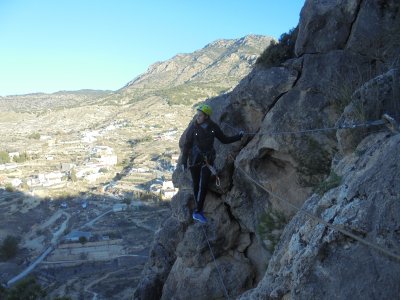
[337,68,400,155]
[346,0,400,63]
[240,132,400,299]
[295,0,362,55]
[134,217,186,300]
[135,1,400,299]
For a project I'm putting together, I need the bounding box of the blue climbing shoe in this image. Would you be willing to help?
[192,211,207,224]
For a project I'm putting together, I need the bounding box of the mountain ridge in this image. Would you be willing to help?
[1,35,272,111]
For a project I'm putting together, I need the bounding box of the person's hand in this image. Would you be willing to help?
[239,130,244,138]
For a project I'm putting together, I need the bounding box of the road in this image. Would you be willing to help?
[80,209,113,229]
[7,246,54,287]
[6,207,114,287]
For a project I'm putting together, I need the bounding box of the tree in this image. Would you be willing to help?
[78,236,87,244]
[5,276,46,300]
[13,152,29,163]
[256,26,299,67]
[69,169,77,182]
[1,235,19,260]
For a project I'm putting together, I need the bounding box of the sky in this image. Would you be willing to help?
[0,0,305,96]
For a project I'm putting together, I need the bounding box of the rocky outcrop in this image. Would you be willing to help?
[240,130,400,300]
[135,1,400,299]
[337,68,400,155]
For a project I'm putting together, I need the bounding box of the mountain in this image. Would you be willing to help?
[135,1,400,299]
[117,35,273,106]
[0,34,274,299]
[0,35,273,111]
[0,89,114,112]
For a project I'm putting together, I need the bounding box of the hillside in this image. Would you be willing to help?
[0,35,271,299]
[135,1,400,299]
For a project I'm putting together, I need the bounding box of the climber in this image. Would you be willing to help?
[180,104,243,223]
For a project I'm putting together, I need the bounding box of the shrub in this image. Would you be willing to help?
[315,171,342,195]
[28,132,41,140]
[0,151,10,163]
[5,184,15,193]
[256,27,298,67]
[69,169,77,182]
[13,152,29,163]
[1,235,19,260]
[4,276,46,299]
[258,210,288,252]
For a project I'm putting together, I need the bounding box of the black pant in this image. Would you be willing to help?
[190,164,212,213]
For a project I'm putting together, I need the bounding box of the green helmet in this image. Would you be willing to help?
[197,104,212,116]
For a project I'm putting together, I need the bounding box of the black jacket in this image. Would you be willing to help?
[181,119,241,167]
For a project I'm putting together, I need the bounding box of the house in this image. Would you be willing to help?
[39,135,52,141]
[97,155,117,166]
[11,178,22,187]
[64,230,92,242]
[61,163,76,172]
[28,171,64,187]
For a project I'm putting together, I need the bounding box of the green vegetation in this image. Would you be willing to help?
[13,152,29,163]
[258,209,288,252]
[69,169,77,182]
[78,236,87,244]
[128,81,233,106]
[0,150,10,163]
[1,276,46,300]
[256,27,298,67]
[99,167,108,173]
[315,171,342,195]
[5,183,15,192]
[123,197,132,206]
[1,235,19,260]
[292,137,332,188]
[28,132,41,140]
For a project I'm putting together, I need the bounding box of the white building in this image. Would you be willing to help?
[97,155,117,166]
[162,181,174,190]
[11,178,22,187]
[64,230,92,242]
[28,171,63,187]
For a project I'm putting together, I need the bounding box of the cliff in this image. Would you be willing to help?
[135,1,400,299]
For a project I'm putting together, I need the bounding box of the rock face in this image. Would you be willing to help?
[240,131,400,300]
[135,1,400,299]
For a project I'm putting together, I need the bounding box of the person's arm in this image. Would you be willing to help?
[181,124,194,168]
[214,123,243,144]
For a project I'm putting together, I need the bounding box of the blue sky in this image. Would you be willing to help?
[0,0,305,96]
